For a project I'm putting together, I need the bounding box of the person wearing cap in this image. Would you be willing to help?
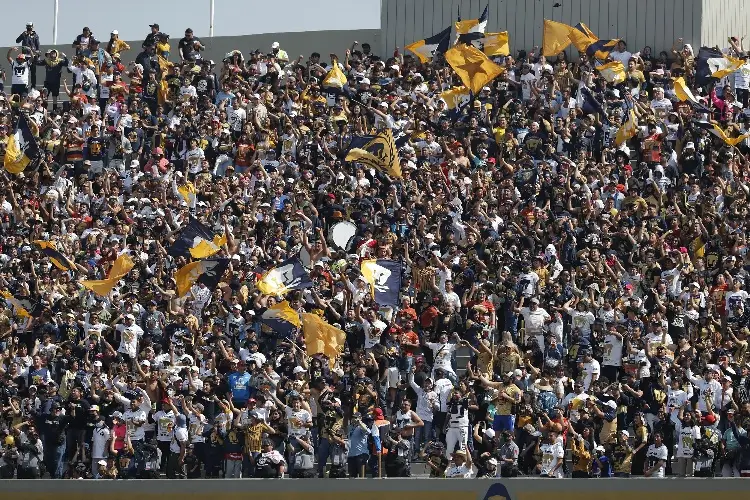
[167,413,189,478]
[444,446,475,478]
[91,404,111,479]
[6,46,32,97]
[16,22,40,88]
[270,42,288,62]
[178,28,204,63]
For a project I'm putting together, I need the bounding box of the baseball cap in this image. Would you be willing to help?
[111,30,119,35]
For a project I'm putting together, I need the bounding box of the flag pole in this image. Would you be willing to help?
[209,0,215,37]
[53,0,59,44]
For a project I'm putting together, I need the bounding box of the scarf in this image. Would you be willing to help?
[45,55,61,67]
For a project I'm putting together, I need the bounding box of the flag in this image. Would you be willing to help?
[710,123,750,146]
[673,76,701,105]
[41,247,77,272]
[168,218,215,257]
[260,300,301,338]
[33,240,56,250]
[615,109,638,146]
[1,291,30,318]
[360,259,402,306]
[445,43,504,95]
[579,87,610,124]
[696,46,724,87]
[479,32,510,57]
[189,234,227,259]
[596,61,626,84]
[709,55,745,79]
[440,86,473,110]
[569,22,598,52]
[256,257,313,296]
[542,20,573,56]
[455,4,489,45]
[586,38,619,60]
[174,258,230,297]
[322,60,347,89]
[301,312,346,366]
[344,128,402,178]
[406,25,452,63]
[80,253,135,296]
[177,181,197,206]
[4,114,40,175]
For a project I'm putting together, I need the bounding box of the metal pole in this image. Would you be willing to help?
[53,0,59,44]
[209,0,214,37]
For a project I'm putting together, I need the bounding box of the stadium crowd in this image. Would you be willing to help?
[0,16,749,481]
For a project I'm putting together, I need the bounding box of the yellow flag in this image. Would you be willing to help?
[711,123,750,147]
[1,291,30,318]
[301,312,346,367]
[322,61,347,88]
[481,32,510,57]
[440,86,472,110]
[568,22,598,52]
[710,56,745,79]
[189,234,227,259]
[542,20,573,56]
[81,253,135,296]
[33,240,56,250]
[596,61,626,84]
[445,44,504,95]
[175,261,203,297]
[177,181,197,206]
[615,109,639,146]
[673,77,701,105]
[345,128,401,177]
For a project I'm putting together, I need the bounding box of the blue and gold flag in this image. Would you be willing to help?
[4,114,40,175]
[360,259,402,306]
[406,25,452,63]
[260,300,301,339]
[256,257,313,296]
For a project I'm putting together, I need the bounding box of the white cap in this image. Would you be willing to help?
[425,233,435,240]
[233,304,243,310]
[111,30,119,35]
[271,42,280,49]
[360,77,370,85]
[685,141,695,149]
[97,460,107,467]
[484,428,496,439]
[604,400,617,409]
[93,360,103,367]
[293,366,306,374]
[140,360,150,366]
[487,458,498,467]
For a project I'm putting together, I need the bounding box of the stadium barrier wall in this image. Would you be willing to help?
[0,478,748,500]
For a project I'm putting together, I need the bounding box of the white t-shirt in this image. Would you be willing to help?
[602,334,623,367]
[520,307,551,336]
[285,406,312,437]
[11,61,30,86]
[676,425,699,458]
[569,309,596,337]
[123,408,147,441]
[186,147,205,174]
[426,342,457,373]
[646,443,668,477]
[170,426,188,453]
[539,442,565,477]
[228,107,246,132]
[725,290,748,316]
[517,272,540,297]
[154,410,176,442]
[582,359,600,390]
[91,425,111,458]
[444,462,476,478]
[189,413,207,443]
[520,72,537,100]
[116,324,143,357]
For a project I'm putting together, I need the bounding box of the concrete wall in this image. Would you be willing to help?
[0,477,748,500]
[381,0,706,59]
[700,0,750,50]
[0,28,380,71]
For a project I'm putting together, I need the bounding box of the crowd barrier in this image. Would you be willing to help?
[0,478,748,500]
